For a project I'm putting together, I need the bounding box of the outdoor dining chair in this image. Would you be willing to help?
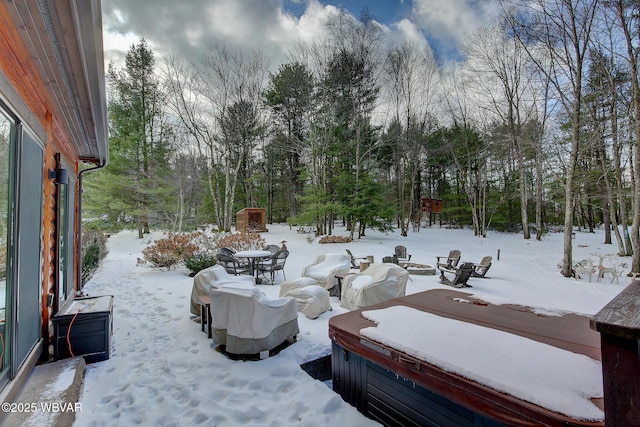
[258,250,289,283]
[216,253,251,276]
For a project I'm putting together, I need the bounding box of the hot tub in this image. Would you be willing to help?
[328,289,603,427]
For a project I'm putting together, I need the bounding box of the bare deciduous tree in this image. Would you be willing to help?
[163,44,268,231]
[465,22,541,239]
[383,41,439,236]
[608,0,640,274]
[505,0,600,276]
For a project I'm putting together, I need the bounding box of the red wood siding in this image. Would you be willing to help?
[0,1,82,341]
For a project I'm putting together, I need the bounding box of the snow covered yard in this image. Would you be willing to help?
[72,224,626,426]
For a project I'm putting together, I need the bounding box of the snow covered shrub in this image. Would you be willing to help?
[184,253,217,276]
[183,230,220,275]
[140,232,199,270]
[216,232,265,252]
[82,228,109,284]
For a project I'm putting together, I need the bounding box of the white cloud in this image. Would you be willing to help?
[411,0,500,53]
[103,0,494,71]
[389,18,431,51]
[102,0,348,71]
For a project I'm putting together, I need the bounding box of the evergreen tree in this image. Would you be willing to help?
[265,62,314,219]
[85,38,174,237]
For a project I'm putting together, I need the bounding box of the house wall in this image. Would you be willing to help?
[0,0,81,391]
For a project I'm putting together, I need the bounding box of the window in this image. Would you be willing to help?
[0,106,15,384]
[58,182,68,306]
[57,171,75,306]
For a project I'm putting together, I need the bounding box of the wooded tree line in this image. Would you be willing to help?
[84,0,640,276]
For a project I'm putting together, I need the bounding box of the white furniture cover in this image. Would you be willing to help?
[189,265,255,315]
[340,263,410,311]
[279,278,332,319]
[300,253,351,292]
[209,287,299,356]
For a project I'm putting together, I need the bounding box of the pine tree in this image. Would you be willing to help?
[85,38,174,237]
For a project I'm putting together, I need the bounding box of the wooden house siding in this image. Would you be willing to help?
[0,0,107,398]
[0,0,79,340]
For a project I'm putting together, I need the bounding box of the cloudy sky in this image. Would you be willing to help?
[101,0,502,69]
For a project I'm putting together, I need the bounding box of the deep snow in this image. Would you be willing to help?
[71,224,627,426]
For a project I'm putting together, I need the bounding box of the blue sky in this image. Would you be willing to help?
[101,0,501,68]
[285,0,411,25]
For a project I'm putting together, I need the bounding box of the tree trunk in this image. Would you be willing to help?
[617,0,640,274]
[561,117,580,277]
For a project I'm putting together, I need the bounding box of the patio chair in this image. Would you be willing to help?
[216,253,251,276]
[189,264,255,316]
[439,262,474,288]
[209,286,299,357]
[436,250,461,270]
[340,263,410,311]
[346,249,368,268]
[301,253,351,293]
[472,256,492,278]
[263,244,280,254]
[219,246,249,269]
[220,247,236,256]
[258,250,289,283]
[394,245,412,263]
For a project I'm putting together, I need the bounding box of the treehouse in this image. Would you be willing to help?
[421,197,443,214]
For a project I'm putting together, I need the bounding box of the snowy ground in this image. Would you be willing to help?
[72,224,627,426]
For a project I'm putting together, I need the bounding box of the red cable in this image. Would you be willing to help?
[66,310,80,358]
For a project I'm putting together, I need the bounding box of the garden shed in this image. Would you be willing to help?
[236,208,268,233]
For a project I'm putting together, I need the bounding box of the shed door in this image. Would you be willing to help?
[14,130,43,368]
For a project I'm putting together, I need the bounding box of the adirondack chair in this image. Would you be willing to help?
[394,246,412,263]
[436,250,461,270]
[346,249,368,268]
[439,262,474,288]
[472,256,492,278]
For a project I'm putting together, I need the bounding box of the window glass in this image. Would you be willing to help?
[58,183,68,305]
[0,107,14,378]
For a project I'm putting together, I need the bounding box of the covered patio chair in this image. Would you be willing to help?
[189,265,255,316]
[340,263,410,311]
[209,287,299,357]
[279,277,331,319]
[300,253,351,293]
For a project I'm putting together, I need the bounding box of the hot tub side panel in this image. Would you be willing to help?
[332,341,503,427]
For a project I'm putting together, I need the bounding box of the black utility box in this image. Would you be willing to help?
[53,295,113,363]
